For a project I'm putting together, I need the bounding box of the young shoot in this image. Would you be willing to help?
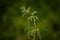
[21,6,41,40]
[20,6,31,16]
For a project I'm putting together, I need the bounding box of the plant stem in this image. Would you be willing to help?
[33,23,36,40]
[38,30,41,40]
[33,31,35,40]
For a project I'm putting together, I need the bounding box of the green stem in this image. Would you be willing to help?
[33,31,35,40]
[33,24,36,40]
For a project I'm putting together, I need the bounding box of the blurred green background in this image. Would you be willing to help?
[0,0,60,40]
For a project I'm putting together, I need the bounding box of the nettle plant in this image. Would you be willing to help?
[20,6,41,40]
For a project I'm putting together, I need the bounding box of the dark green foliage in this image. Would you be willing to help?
[0,0,60,40]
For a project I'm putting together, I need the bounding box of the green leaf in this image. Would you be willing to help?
[24,26,33,32]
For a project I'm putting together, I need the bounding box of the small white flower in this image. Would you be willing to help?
[20,6,25,10]
[32,11,38,15]
[35,16,39,20]
[26,7,31,13]
[21,6,31,16]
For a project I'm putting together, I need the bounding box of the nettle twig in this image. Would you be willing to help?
[21,6,41,40]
